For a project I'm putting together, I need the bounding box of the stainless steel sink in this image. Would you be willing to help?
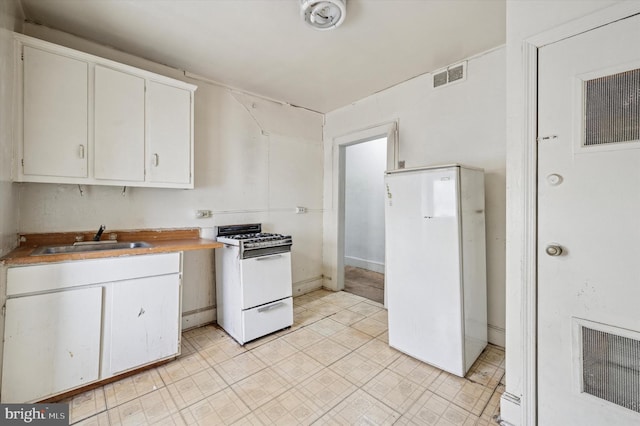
[31,241,152,256]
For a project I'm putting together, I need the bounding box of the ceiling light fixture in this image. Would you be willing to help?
[300,0,346,31]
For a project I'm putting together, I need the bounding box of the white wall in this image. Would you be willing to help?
[0,0,23,256]
[323,47,506,346]
[344,138,386,273]
[0,0,23,396]
[502,1,628,425]
[16,24,325,328]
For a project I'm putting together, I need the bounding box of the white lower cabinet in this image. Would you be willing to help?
[108,274,180,375]
[1,287,102,403]
[1,253,182,403]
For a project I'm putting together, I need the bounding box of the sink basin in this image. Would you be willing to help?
[31,241,152,256]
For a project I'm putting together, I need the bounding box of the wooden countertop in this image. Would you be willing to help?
[1,228,223,266]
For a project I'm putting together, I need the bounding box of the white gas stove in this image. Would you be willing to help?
[215,224,293,344]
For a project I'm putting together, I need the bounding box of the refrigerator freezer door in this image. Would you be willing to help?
[385,166,465,376]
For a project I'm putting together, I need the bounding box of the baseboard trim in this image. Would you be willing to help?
[488,323,506,347]
[344,256,385,274]
[293,276,323,296]
[182,308,215,330]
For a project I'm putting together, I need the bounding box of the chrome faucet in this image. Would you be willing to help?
[93,225,106,241]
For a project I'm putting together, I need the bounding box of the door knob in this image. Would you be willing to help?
[545,244,563,256]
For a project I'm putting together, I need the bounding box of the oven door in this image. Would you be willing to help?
[239,252,292,309]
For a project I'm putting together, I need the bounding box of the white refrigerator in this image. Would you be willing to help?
[384,164,487,377]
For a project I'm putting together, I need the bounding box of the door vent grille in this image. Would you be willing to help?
[582,326,640,413]
[584,68,640,146]
[432,61,466,89]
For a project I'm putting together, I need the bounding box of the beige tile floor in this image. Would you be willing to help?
[66,290,505,425]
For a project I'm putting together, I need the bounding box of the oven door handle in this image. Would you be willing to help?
[255,254,283,261]
[257,301,285,313]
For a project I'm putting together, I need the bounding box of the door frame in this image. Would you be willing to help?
[334,121,398,301]
[512,4,640,425]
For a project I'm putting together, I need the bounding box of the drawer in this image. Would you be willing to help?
[7,252,181,296]
[239,252,292,309]
[242,297,293,343]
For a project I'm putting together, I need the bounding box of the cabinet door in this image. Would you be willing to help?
[94,65,145,181]
[23,46,88,178]
[109,274,180,374]
[1,287,102,403]
[147,81,192,185]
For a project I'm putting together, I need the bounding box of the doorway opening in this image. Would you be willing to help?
[342,137,387,304]
[335,121,397,306]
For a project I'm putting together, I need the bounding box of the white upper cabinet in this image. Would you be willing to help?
[13,34,197,189]
[147,81,192,185]
[94,65,145,182]
[23,46,88,178]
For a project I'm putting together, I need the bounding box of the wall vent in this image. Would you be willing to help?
[448,64,465,82]
[433,71,448,88]
[581,325,640,413]
[432,61,467,89]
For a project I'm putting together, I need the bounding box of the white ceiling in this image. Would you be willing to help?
[19,0,506,113]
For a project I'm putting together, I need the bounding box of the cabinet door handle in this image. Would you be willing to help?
[152,153,159,167]
[257,301,285,313]
[78,145,85,159]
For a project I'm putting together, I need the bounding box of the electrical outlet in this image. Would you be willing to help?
[295,207,307,214]
[196,210,212,218]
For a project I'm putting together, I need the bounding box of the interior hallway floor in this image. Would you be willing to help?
[344,266,385,304]
[64,290,505,425]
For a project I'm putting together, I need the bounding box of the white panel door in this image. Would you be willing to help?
[147,81,191,184]
[1,288,102,403]
[109,274,180,374]
[385,167,465,376]
[23,46,88,178]
[240,252,292,309]
[538,14,640,425]
[94,65,145,181]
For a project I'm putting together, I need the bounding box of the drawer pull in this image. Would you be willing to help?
[257,302,284,313]
[255,255,283,261]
